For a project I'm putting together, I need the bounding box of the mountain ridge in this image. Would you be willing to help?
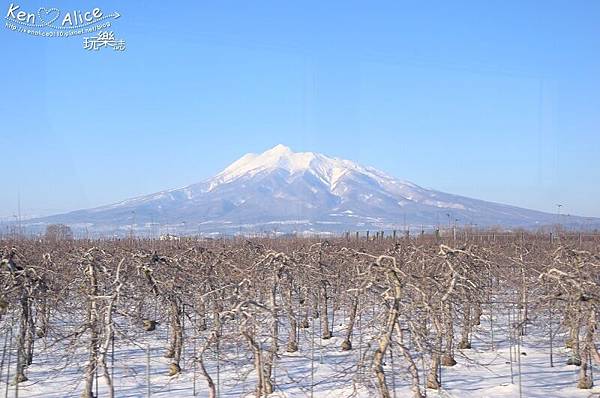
[24,145,597,236]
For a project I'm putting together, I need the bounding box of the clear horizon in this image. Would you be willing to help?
[2,1,600,219]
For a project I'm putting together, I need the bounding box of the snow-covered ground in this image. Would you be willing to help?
[2,305,599,398]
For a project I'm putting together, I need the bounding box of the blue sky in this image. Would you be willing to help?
[1,0,599,219]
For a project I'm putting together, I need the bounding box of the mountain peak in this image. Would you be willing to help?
[210,144,402,193]
[265,144,293,154]
[213,144,319,185]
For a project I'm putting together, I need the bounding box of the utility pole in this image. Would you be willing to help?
[17,191,22,237]
[130,210,136,240]
[453,218,458,242]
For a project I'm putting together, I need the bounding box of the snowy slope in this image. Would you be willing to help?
[27,145,597,236]
[7,305,600,397]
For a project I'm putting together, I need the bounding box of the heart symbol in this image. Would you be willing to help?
[37,7,60,27]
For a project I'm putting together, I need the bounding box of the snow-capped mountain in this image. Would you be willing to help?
[27,145,595,236]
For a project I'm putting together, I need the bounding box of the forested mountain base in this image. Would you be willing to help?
[0,234,599,397]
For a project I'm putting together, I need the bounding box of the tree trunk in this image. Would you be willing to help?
[198,333,217,398]
[165,297,182,375]
[441,302,457,366]
[15,288,30,383]
[341,296,358,351]
[281,280,298,352]
[577,308,595,389]
[320,283,331,339]
[395,323,424,398]
[427,347,441,389]
[459,303,472,349]
[374,269,403,398]
[262,284,277,394]
[243,329,268,397]
[81,259,99,398]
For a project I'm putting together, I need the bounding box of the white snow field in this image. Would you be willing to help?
[2,306,599,398]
